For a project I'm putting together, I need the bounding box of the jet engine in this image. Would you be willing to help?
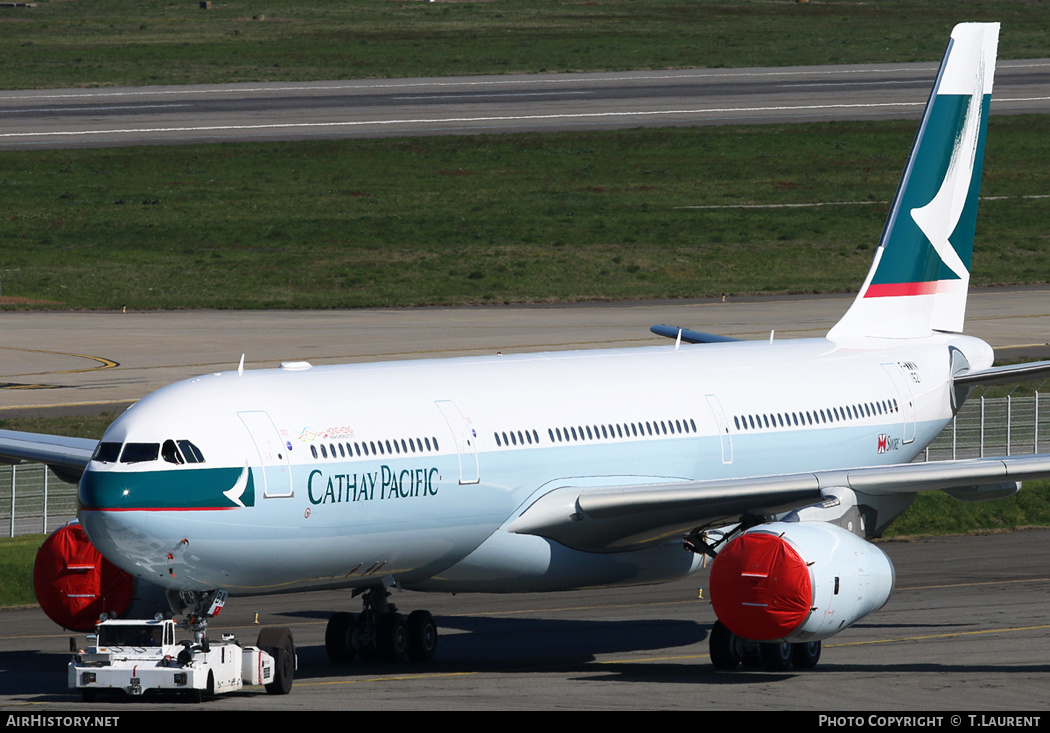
[709,521,894,643]
[33,522,166,631]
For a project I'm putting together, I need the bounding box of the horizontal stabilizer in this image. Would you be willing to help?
[650,324,740,344]
[954,359,1050,387]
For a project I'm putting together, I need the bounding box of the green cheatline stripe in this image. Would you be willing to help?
[79,466,254,510]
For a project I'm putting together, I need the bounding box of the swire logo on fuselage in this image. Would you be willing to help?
[307,465,439,505]
[877,434,901,454]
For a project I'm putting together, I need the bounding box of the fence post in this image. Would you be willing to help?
[8,465,14,538]
[980,396,985,458]
[1007,395,1012,456]
[42,467,49,535]
[952,414,957,459]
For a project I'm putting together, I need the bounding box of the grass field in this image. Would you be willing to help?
[1,116,1047,310]
[1,1,1048,91]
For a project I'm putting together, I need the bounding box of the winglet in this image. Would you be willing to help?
[828,23,999,341]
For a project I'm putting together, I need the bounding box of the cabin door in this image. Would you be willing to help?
[435,400,480,485]
[880,363,917,444]
[238,410,294,498]
[705,394,734,464]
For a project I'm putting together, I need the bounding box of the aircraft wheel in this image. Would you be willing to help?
[258,627,295,695]
[407,610,438,662]
[378,613,410,663]
[791,640,821,670]
[759,640,794,672]
[709,620,743,671]
[325,612,357,664]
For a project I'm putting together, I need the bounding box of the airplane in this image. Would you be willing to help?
[7,22,1050,688]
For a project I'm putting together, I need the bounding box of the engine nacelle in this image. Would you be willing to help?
[34,522,167,631]
[709,521,894,643]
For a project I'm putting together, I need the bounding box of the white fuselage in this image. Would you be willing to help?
[77,331,992,596]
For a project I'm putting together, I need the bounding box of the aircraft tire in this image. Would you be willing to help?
[791,640,821,670]
[325,612,357,664]
[258,627,295,695]
[378,613,410,663]
[708,620,742,671]
[759,640,794,672]
[407,610,438,662]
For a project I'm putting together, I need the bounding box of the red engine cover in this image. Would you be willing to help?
[33,522,134,631]
[709,531,812,641]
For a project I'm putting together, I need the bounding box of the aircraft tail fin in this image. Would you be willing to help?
[827,23,999,341]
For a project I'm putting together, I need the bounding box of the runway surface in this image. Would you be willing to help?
[0,287,1047,415]
[2,60,1049,149]
[2,528,1048,711]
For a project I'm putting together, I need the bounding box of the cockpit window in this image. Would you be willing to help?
[161,439,206,465]
[161,440,184,465]
[92,442,122,463]
[120,443,159,464]
[178,440,204,463]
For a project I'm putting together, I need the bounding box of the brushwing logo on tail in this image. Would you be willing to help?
[907,50,987,290]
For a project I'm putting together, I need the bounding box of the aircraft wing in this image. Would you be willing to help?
[508,453,1050,552]
[0,429,97,484]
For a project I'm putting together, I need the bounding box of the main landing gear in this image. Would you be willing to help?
[709,620,821,672]
[325,586,437,664]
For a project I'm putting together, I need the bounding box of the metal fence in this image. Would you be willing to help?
[2,464,77,538]
[3,391,1049,537]
[922,392,1050,461]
